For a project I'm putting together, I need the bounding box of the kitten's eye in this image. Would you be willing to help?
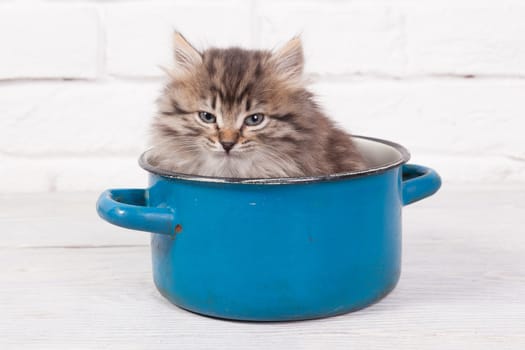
[244,113,265,126]
[198,111,216,123]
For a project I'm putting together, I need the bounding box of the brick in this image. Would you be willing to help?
[310,79,525,158]
[404,3,525,75]
[257,1,406,75]
[0,4,100,79]
[104,0,252,77]
[0,80,161,154]
[0,155,145,192]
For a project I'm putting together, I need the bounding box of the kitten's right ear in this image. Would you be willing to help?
[269,36,304,83]
[172,32,202,75]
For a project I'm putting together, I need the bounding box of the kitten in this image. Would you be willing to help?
[148,32,366,178]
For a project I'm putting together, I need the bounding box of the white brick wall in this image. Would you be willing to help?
[405,3,525,75]
[0,4,100,79]
[1,0,524,192]
[105,0,252,77]
[257,2,406,75]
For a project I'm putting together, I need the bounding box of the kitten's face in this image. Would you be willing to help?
[150,33,309,178]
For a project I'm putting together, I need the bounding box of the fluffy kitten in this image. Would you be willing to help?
[148,33,366,178]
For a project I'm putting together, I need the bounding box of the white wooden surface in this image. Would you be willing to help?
[1,185,524,349]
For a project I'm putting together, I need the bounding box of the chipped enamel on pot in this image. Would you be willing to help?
[97,136,441,321]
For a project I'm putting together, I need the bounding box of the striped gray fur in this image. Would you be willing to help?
[149,33,366,178]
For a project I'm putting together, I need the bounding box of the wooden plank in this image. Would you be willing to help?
[0,192,149,248]
[1,185,524,349]
[1,242,524,349]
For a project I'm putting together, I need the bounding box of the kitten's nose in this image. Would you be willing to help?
[220,141,235,153]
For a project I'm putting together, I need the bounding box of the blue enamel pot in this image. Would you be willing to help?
[97,136,441,321]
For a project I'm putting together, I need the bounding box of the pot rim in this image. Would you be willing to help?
[138,135,411,185]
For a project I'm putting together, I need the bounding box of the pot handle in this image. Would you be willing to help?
[402,164,442,205]
[96,188,176,235]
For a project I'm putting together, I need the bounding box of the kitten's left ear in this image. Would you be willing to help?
[269,36,304,82]
[173,32,202,75]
